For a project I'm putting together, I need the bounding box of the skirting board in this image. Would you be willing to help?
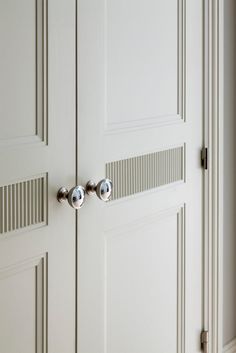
[224,338,236,353]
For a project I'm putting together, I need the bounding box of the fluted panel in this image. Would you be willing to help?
[0,176,47,234]
[106,146,184,200]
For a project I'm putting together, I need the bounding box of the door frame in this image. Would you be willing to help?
[205,0,224,352]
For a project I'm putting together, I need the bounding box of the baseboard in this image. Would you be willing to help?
[224,338,236,353]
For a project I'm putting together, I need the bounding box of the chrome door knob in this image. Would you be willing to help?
[57,185,85,209]
[86,179,113,202]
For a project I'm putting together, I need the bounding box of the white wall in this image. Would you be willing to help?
[223,0,236,347]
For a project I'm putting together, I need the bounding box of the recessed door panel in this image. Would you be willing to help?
[106,0,184,129]
[0,256,47,353]
[0,0,47,144]
[105,208,184,353]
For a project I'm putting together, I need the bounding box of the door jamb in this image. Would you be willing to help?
[204,0,223,352]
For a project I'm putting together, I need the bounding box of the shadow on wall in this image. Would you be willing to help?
[223,0,236,347]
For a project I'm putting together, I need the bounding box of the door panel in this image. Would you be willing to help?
[0,255,47,352]
[105,0,184,129]
[0,0,47,145]
[0,1,76,352]
[105,207,185,353]
[78,0,203,352]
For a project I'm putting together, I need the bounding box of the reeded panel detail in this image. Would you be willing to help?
[0,254,48,352]
[0,175,47,235]
[0,0,48,146]
[106,146,184,200]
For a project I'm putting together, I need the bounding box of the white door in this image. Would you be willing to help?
[0,1,76,352]
[78,1,203,353]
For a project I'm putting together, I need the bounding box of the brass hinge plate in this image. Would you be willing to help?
[201,147,208,170]
[201,330,209,353]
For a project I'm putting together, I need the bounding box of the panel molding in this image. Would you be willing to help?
[0,254,48,353]
[106,145,185,200]
[0,174,48,236]
[0,0,48,147]
[35,0,48,144]
[223,339,236,353]
[104,205,186,353]
[177,206,185,353]
[104,0,186,133]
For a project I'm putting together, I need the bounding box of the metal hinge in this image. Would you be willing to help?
[201,330,209,353]
[201,147,208,170]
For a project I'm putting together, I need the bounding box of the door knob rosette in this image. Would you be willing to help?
[86,179,113,202]
[57,185,85,209]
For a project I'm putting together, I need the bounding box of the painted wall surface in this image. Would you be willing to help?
[223,0,236,346]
